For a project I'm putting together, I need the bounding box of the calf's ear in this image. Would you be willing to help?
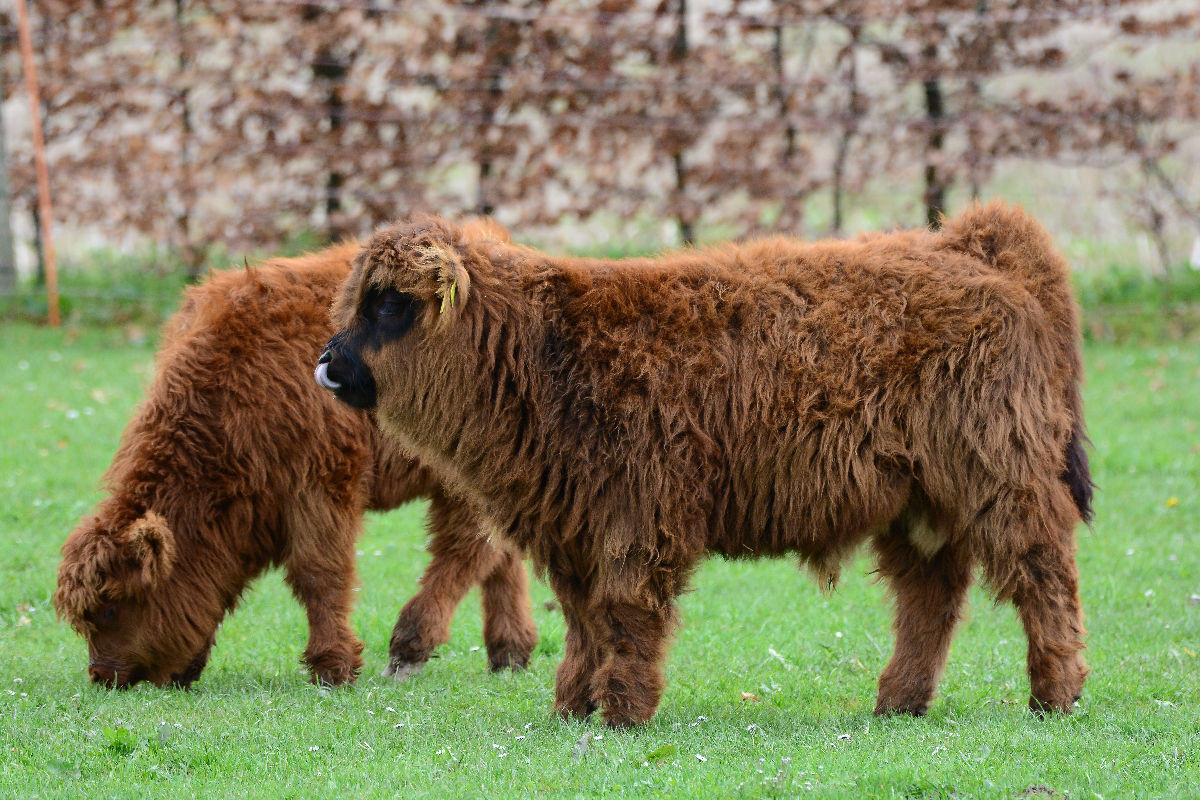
[54,523,106,624]
[121,512,176,591]
[412,241,472,330]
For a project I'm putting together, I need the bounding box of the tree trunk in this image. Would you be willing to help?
[476,1,519,218]
[923,75,946,229]
[315,50,348,241]
[174,0,206,281]
[831,23,861,236]
[772,24,805,235]
[922,42,947,229]
[672,0,694,246]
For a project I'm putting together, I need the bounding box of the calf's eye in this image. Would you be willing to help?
[86,604,118,627]
[378,293,410,318]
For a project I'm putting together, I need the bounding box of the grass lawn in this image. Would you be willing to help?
[0,321,1197,799]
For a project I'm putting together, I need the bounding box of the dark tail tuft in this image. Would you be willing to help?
[1063,422,1095,524]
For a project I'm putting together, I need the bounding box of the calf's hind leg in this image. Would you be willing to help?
[386,490,537,678]
[872,516,972,716]
[980,488,1088,714]
[481,548,538,672]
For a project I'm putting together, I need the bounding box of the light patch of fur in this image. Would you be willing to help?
[907,514,947,559]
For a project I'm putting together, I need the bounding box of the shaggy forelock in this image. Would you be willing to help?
[338,214,484,333]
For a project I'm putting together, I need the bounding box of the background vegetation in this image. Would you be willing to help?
[2,0,1199,280]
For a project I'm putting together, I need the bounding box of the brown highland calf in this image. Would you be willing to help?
[318,201,1093,727]
[54,238,537,689]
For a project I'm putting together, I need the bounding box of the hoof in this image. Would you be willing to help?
[1028,694,1079,717]
[487,644,533,673]
[307,649,363,687]
[874,699,930,717]
[383,660,425,682]
[601,709,651,728]
[310,666,359,688]
[1028,678,1084,717]
[554,700,597,721]
[387,627,435,675]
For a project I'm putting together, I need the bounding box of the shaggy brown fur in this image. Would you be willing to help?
[319,201,1091,726]
[54,240,536,688]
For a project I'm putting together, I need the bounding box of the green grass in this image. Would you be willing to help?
[7,224,1200,342]
[1,321,1198,799]
[1075,267,1200,343]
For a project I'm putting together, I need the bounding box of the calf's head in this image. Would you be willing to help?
[54,510,214,688]
[317,216,489,430]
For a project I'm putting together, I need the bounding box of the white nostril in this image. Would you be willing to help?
[314,361,341,391]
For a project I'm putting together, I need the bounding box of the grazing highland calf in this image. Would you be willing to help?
[318,202,1092,727]
[54,238,536,689]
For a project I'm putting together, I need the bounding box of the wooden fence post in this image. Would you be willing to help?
[15,0,59,325]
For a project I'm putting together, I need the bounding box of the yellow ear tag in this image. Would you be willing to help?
[440,279,457,314]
